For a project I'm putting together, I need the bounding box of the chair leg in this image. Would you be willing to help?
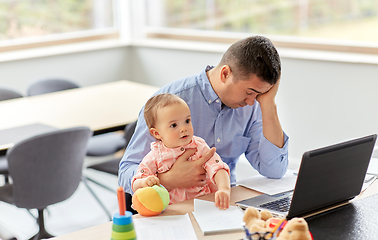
[4,174,10,184]
[28,209,54,240]
[81,176,112,221]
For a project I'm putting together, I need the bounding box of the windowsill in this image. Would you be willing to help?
[278,47,378,65]
[0,39,130,63]
[2,37,378,65]
[134,38,378,65]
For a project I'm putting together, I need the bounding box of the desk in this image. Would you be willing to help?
[0,80,158,153]
[50,186,256,240]
[49,181,378,240]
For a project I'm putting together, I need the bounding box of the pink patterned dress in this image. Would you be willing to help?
[132,136,230,204]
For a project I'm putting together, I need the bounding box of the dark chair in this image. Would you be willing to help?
[0,127,92,240]
[24,78,115,219]
[85,120,137,214]
[26,78,80,96]
[0,87,23,101]
[86,132,126,158]
[1,80,77,184]
[0,87,24,184]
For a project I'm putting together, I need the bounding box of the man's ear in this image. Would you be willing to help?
[220,65,231,83]
[150,128,161,140]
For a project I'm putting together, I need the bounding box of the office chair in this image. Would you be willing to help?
[0,127,92,240]
[85,120,138,214]
[24,78,117,219]
[0,87,24,184]
[0,87,23,101]
[0,156,9,184]
[26,78,80,96]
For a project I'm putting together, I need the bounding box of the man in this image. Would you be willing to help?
[119,35,288,195]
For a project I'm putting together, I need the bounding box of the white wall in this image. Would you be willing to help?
[0,46,131,95]
[279,58,378,160]
[2,43,378,163]
[129,46,223,86]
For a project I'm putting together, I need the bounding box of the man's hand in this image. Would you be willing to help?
[256,78,284,148]
[158,147,216,191]
[256,78,280,106]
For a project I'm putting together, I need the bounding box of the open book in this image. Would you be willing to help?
[192,199,244,235]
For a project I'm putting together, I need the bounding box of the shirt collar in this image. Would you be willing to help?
[197,65,221,106]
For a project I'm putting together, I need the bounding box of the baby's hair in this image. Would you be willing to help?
[144,93,186,130]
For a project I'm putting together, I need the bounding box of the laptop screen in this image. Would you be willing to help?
[287,134,377,219]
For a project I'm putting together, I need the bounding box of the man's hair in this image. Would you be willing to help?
[219,35,281,85]
[144,93,185,129]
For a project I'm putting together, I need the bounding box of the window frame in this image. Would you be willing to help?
[145,27,378,55]
[2,0,378,57]
[0,29,119,53]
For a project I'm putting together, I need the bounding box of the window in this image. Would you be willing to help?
[2,0,378,55]
[145,0,378,54]
[0,0,117,51]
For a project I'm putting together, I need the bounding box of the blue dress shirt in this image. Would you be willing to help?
[118,66,289,194]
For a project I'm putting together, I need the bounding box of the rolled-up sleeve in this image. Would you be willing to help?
[246,132,289,179]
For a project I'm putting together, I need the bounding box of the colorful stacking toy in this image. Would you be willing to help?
[111,187,136,240]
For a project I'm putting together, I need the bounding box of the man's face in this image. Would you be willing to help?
[220,72,273,109]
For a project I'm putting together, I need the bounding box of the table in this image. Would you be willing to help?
[49,180,378,240]
[50,186,257,240]
[0,80,158,153]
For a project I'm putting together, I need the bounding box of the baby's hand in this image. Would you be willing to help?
[215,189,230,210]
[142,175,160,187]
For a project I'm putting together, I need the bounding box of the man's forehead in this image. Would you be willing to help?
[244,76,273,93]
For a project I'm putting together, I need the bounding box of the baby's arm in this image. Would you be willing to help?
[132,175,160,192]
[214,169,231,210]
[132,152,160,192]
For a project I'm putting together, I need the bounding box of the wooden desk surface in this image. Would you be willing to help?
[50,180,378,240]
[50,186,260,240]
[0,80,158,151]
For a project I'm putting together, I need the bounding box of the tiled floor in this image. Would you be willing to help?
[0,155,301,240]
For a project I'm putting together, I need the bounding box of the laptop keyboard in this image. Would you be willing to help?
[259,196,291,212]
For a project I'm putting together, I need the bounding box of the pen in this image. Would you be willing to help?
[267,218,286,238]
[364,174,376,183]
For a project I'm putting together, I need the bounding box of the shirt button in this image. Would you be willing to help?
[217,138,220,142]
[216,100,220,103]
[180,147,184,151]
[208,100,212,104]
[215,159,219,163]
[141,169,144,173]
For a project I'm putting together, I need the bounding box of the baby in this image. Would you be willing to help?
[132,93,231,209]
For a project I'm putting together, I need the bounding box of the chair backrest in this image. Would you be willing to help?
[27,78,80,96]
[6,127,92,209]
[0,87,23,101]
[124,120,137,147]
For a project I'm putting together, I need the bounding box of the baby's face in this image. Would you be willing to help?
[153,101,193,148]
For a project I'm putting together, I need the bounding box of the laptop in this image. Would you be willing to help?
[236,134,377,219]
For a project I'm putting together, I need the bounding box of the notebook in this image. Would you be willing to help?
[192,199,244,235]
[236,134,377,219]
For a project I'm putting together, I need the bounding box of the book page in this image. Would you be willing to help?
[236,169,297,195]
[133,213,197,240]
[192,199,244,235]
